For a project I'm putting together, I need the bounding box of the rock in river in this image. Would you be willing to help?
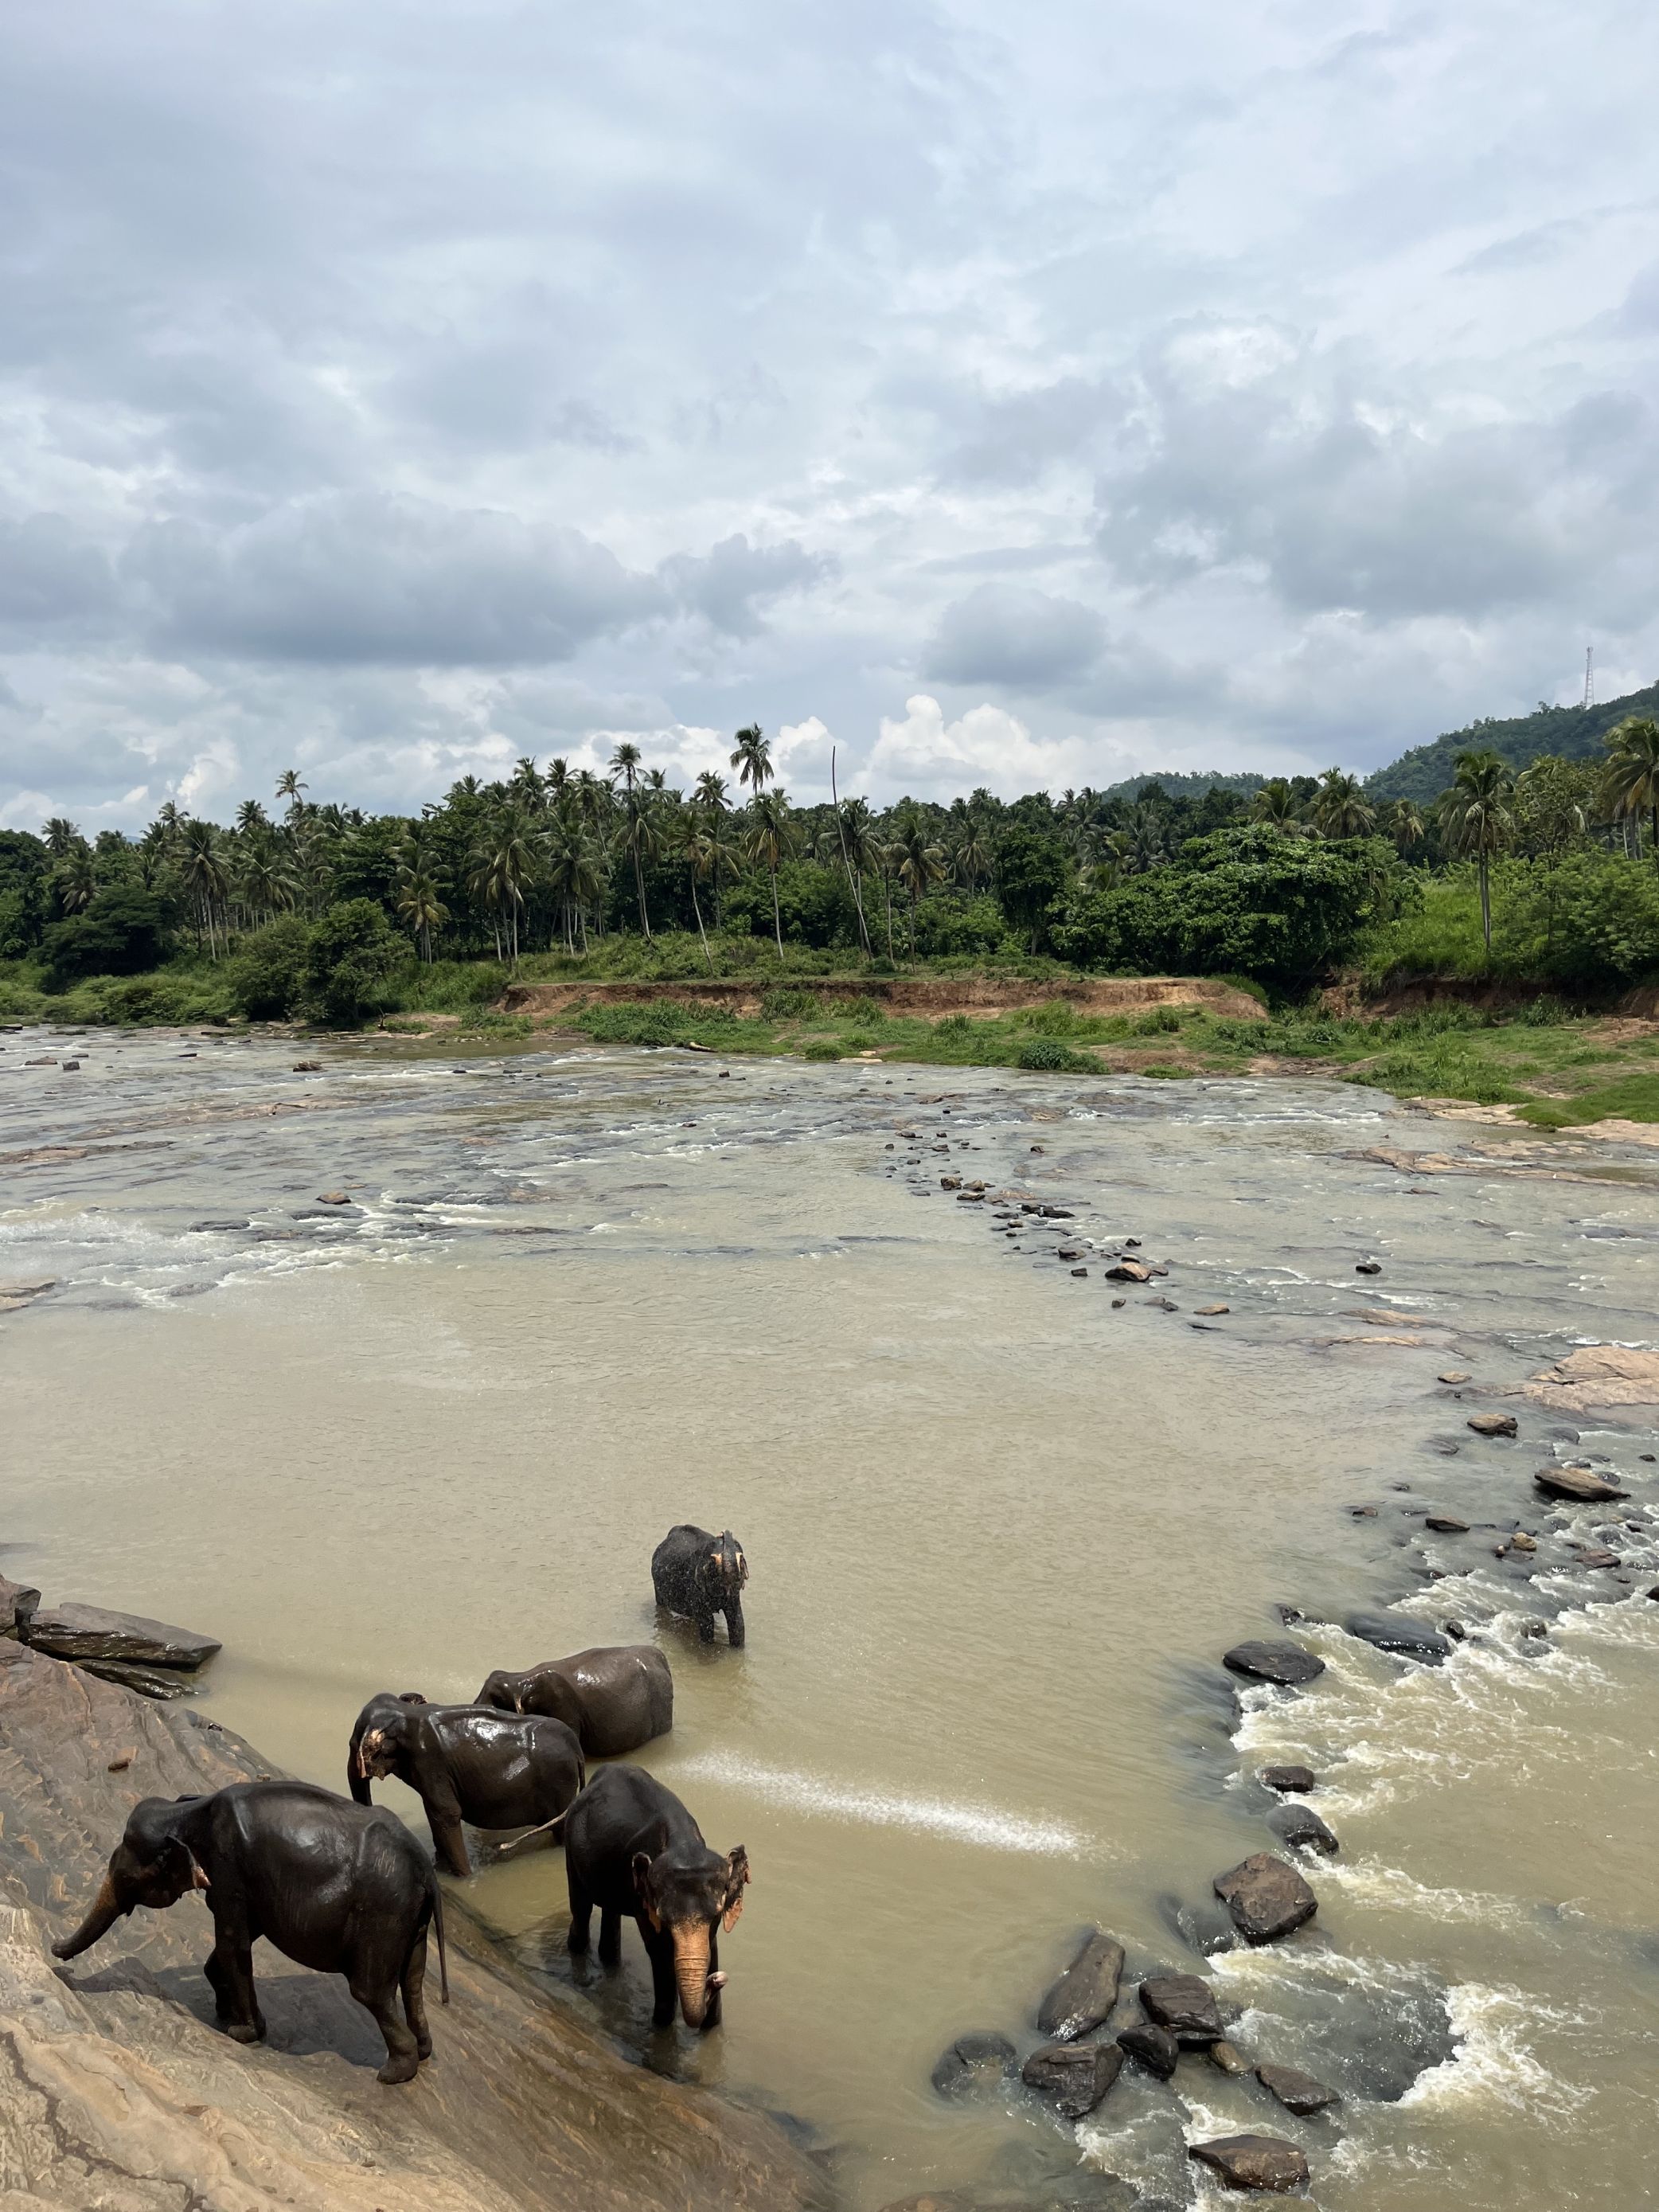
[1020,2040,1123,2119]
[1466,1412,1518,1438]
[931,2030,1017,2096]
[1117,2022,1179,2077]
[1212,1854,1318,1944]
[1259,1764,1317,1794]
[1036,1927,1126,2041]
[21,1602,221,1671]
[1255,2063,1341,2116]
[0,1639,829,2212]
[0,1573,42,1635]
[1267,1803,1339,1856]
[1535,1464,1628,1503]
[1139,1972,1223,2042]
[1189,2136,1310,2194]
[1224,1640,1325,1687]
[1344,1610,1453,1663]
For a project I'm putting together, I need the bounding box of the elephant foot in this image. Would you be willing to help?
[378,2050,420,2085]
[223,2022,262,2046]
[416,2034,434,2061]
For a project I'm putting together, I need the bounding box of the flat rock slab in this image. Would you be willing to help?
[931,2030,1017,2096]
[1267,1803,1339,1856]
[75,1655,205,1700]
[1525,1345,1659,1413]
[1224,1640,1325,1687]
[0,1640,829,2212]
[1189,2135,1311,2193]
[1117,2022,1180,2077]
[1139,1972,1223,2042]
[23,1603,222,1671]
[1345,1610,1452,1664]
[1020,2040,1123,2119]
[1536,1465,1628,1503]
[1259,1764,1317,1794]
[1466,1412,1518,1437]
[1036,1928,1126,2041]
[1256,2063,1340,2116]
[1213,1854,1318,1944]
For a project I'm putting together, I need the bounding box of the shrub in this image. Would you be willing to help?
[303,901,408,1026]
[40,888,170,987]
[802,1038,841,1060]
[1133,1006,1182,1034]
[1017,1036,1095,1073]
[229,917,310,1020]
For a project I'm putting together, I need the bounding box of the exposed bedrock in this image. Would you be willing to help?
[0,1640,831,2212]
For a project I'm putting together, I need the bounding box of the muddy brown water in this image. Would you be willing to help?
[4,1026,1657,2210]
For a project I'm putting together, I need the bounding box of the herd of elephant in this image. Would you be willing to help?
[52,1524,751,2085]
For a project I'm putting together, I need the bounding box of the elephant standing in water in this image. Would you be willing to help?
[475,1645,673,1757]
[53,1780,447,2084]
[564,1764,749,2030]
[348,1693,585,1878]
[652,1525,748,1646]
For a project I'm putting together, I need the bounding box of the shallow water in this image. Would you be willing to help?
[5,1024,1657,2210]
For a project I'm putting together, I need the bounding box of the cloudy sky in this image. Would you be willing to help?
[4,0,1657,830]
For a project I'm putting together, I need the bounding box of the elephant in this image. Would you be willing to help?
[52,1780,447,2085]
[347,1692,585,1878]
[564,1764,749,2031]
[475,1645,673,1757]
[651,1524,748,1646]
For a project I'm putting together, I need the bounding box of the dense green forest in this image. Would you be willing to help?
[3,713,1658,1034]
[1365,678,1659,805]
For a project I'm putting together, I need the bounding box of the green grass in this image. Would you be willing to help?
[1513,1074,1659,1129]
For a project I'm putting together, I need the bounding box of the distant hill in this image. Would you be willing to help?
[1366,680,1659,805]
[1096,770,1267,803]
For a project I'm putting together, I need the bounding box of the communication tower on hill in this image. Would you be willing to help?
[1583,645,1595,708]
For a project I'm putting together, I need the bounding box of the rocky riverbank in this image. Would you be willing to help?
[0,1639,832,2212]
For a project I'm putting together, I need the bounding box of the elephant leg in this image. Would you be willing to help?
[644,1925,677,2028]
[566,1870,593,1954]
[598,1905,622,1964]
[353,1973,420,2085]
[428,1811,471,1879]
[402,1929,433,2061]
[203,1945,234,2022]
[697,1612,716,1643]
[723,1596,745,1648]
[215,1937,264,2043]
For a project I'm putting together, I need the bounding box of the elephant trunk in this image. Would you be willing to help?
[53,1871,127,1960]
[670,1919,712,2027]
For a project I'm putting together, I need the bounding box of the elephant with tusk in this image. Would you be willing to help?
[347,1691,585,1878]
[564,1764,749,2031]
[651,1524,748,1647]
[53,1780,447,2084]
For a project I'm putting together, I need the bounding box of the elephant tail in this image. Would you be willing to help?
[429,1866,450,2007]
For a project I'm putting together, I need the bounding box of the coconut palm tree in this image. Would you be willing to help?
[615,781,660,940]
[1309,768,1375,839]
[830,795,876,956]
[470,810,538,962]
[674,809,718,972]
[53,847,96,915]
[396,867,449,962]
[695,771,730,816]
[892,807,947,952]
[275,769,307,810]
[544,808,604,953]
[1602,717,1659,866]
[238,842,297,928]
[1384,798,1426,854]
[730,725,774,805]
[1435,749,1514,954]
[179,820,231,956]
[744,787,794,955]
[235,799,269,835]
[951,825,993,893]
[42,817,82,858]
[1251,779,1302,830]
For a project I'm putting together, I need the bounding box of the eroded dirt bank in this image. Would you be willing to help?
[0,1640,831,2212]
[499,974,1267,1020]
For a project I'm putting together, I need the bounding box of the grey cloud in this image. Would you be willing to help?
[0,514,119,634]
[659,534,835,639]
[924,583,1106,690]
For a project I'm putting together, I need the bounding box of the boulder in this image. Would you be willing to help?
[1188,2136,1310,2194]
[317,1190,353,1205]
[1138,1973,1223,2042]
[1571,1546,1622,1569]
[1524,1344,1659,1413]
[1267,1804,1339,1856]
[1116,2022,1179,2078]
[0,1573,42,1636]
[0,1639,829,2212]
[1223,1641,1325,1687]
[1425,1514,1470,1533]
[1212,1854,1317,1944]
[1208,2038,1248,2075]
[1344,1610,1452,1664]
[1466,1413,1517,1438]
[1020,2041,1123,2119]
[931,2030,1017,2097]
[1105,1260,1153,1283]
[1196,1303,1230,1315]
[1438,1370,1472,1384]
[1259,1764,1317,1794]
[1036,1928,1126,2042]
[1354,1260,1382,1275]
[21,1603,221,1671]
[1535,1465,1627,1503]
[1255,2064,1340,2116]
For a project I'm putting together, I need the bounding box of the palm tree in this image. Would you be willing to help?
[744,788,794,955]
[694,771,730,816]
[238,842,297,927]
[544,809,604,953]
[235,799,269,835]
[470,811,538,962]
[675,809,718,972]
[42,817,81,858]
[1602,717,1659,866]
[951,826,993,892]
[53,847,96,914]
[892,807,947,952]
[179,820,231,956]
[702,818,744,933]
[871,838,901,959]
[730,725,774,805]
[615,781,659,940]
[1384,798,1426,854]
[1309,768,1375,838]
[1435,749,1514,954]
[275,769,307,810]
[396,868,449,962]
[1251,779,1302,830]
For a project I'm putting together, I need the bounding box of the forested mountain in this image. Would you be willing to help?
[1367,680,1659,805]
[1094,770,1267,804]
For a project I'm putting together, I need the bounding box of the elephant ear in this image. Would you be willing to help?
[721,1845,750,1933]
[631,1851,662,1932]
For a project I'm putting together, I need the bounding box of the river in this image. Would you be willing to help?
[4,1022,1657,2210]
